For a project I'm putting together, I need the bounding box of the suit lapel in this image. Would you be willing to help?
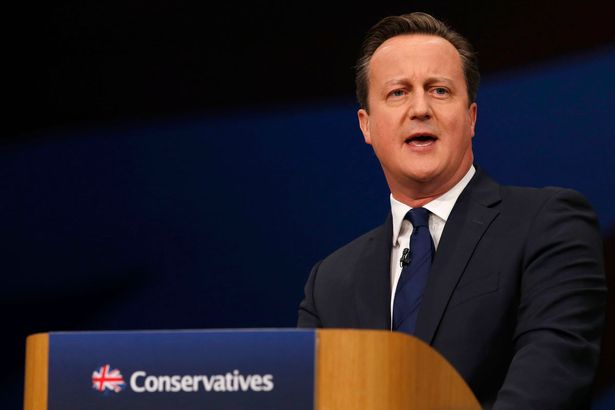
[415,170,502,344]
[353,214,393,330]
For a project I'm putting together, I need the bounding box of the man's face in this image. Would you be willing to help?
[358,34,477,201]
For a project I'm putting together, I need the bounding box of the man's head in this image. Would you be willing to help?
[356,12,480,111]
[356,13,480,206]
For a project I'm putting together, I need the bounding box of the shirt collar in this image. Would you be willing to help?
[390,165,476,246]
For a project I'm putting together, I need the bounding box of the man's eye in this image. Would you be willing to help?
[390,89,406,97]
[433,87,449,95]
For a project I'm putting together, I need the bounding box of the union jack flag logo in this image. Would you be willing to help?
[92,364,125,393]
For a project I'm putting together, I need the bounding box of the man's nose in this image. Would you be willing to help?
[407,92,431,120]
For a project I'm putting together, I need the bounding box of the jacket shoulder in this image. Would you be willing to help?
[499,184,596,214]
[320,219,390,266]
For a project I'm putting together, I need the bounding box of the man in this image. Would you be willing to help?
[297,12,606,409]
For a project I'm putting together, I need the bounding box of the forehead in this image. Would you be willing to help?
[369,34,463,82]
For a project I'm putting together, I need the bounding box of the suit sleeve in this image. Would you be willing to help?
[297,260,323,328]
[493,189,607,409]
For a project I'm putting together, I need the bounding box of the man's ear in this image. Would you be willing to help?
[469,102,477,138]
[358,108,372,145]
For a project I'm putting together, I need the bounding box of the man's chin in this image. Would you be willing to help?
[404,168,441,184]
[384,165,448,193]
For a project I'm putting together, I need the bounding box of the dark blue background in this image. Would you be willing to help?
[3,30,614,410]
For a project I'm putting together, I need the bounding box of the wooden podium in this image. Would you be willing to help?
[25,329,480,409]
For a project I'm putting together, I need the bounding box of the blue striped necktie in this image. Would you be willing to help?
[393,207,434,335]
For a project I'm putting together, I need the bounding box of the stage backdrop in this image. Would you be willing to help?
[3,46,614,409]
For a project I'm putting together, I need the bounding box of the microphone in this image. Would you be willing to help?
[400,248,411,267]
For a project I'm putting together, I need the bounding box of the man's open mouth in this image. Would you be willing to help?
[405,134,437,146]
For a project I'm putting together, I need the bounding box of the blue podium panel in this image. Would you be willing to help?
[47,329,315,410]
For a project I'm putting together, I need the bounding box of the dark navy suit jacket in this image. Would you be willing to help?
[298,168,606,409]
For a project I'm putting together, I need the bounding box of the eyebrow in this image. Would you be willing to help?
[425,77,454,86]
[383,77,455,87]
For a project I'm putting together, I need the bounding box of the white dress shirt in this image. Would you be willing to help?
[389,166,476,323]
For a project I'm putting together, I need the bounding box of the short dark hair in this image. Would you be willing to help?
[355,12,480,110]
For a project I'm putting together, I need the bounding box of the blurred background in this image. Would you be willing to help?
[3,1,614,408]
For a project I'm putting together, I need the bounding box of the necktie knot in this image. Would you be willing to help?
[406,207,430,228]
